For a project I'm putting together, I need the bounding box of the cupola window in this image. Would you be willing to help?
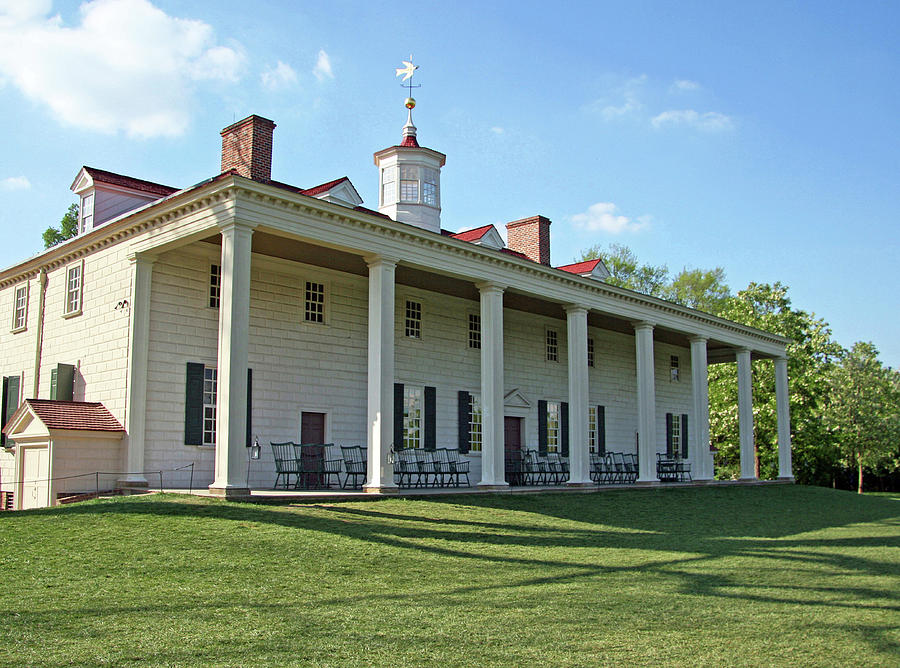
[381,166,397,206]
[400,165,419,202]
[423,168,438,206]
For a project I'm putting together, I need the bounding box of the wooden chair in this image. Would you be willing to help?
[270,441,299,489]
[340,446,367,489]
[443,448,470,487]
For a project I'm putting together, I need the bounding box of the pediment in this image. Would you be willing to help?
[70,167,94,194]
[315,180,363,207]
[474,226,504,250]
[504,388,531,409]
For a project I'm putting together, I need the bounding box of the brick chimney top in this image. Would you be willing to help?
[220,115,276,182]
[506,215,552,266]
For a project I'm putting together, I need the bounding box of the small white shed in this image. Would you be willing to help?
[2,400,125,510]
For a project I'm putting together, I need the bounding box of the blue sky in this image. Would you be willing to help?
[1,0,897,366]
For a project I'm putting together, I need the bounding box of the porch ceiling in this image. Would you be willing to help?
[204,232,758,361]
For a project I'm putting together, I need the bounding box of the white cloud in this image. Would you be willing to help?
[651,109,734,132]
[0,176,31,191]
[490,126,504,135]
[670,79,700,93]
[0,0,246,138]
[312,49,333,82]
[587,75,647,120]
[261,60,298,91]
[571,202,649,234]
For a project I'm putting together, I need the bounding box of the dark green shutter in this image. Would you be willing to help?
[246,368,252,447]
[393,383,404,449]
[665,413,673,457]
[184,363,205,445]
[598,405,606,456]
[538,400,548,455]
[681,413,689,458]
[458,391,471,453]
[0,377,8,447]
[424,386,436,450]
[50,364,75,401]
[560,402,569,456]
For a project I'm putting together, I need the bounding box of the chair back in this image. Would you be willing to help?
[341,446,366,474]
[271,441,299,473]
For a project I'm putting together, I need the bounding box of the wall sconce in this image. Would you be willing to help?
[249,437,261,460]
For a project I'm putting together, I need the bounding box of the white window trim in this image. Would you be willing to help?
[80,192,95,234]
[468,392,483,452]
[11,283,28,333]
[402,384,424,449]
[301,278,331,327]
[208,263,221,309]
[404,299,423,340]
[670,355,680,382]
[62,260,84,318]
[588,405,598,454]
[467,312,481,350]
[202,366,218,447]
[546,400,561,453]
[546,327,559,363]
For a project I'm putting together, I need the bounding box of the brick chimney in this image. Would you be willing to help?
[506,215,551,265]
[220,115,276,181]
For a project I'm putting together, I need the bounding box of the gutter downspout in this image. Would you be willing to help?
[32,268,47,399]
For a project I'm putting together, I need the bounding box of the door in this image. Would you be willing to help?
[299,412,327,487]
[300,412,326,444]
[22,447,50,510]
[504,417,523,485]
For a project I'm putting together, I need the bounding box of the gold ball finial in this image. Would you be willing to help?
[405,97,416,109]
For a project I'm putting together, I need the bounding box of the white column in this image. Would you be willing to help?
[210,221,255,496]
[775,356,793,480]
[120,253,156,486]
[365,256,398,492]
[689,336,713,481]
[477,282,508,488]
[634,322,657,482]
[736,348,756,480]
[566,305,592,486]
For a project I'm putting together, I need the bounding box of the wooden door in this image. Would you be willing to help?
[504,417,523,485]
[300,412,326,444]
[22,447,50,510]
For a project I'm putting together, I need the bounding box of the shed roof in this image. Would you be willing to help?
[2,400,125,435]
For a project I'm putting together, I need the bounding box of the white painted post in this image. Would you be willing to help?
[634,322,657,482]
[121,253,156,487]
[689,335,713,481]
[566,305,592,486]
[477,282,508,489]
[774,356,794,480]
[364,256,398,492]
[210,221,255,497]
[736,348,756,480]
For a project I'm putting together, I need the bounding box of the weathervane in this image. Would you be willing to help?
[395,56,420,111]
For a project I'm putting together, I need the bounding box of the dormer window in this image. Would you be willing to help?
[80,193,94,233]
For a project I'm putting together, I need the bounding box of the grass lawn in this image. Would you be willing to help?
[0,485,897,667]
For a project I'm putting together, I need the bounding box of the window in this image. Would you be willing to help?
[587,337,594,367]
[670,413,681,456]
[65,262,83,315]
[400,165,419,202]
[209,264,221,308]
[422,168,438,206]
[670,355,680,382]
[1,375,22,447]
[588,406,597,453]
[468,393,483,452]
[546,329,558,362]
[381,166,397,205]
[468,314,481,349]
[405,300,421,339]
[304,281,325,323]
[202,367,217,446]
[403,385,423,449]
[12,284,27,331]
[80,193,94,233]
[546,401,561,453]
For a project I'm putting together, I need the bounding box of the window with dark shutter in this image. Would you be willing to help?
[560,402,569,456]
[598,405,606,456]
[184,363,205,445]
[681,413,689,458]
[50,364,75,401]
[424,386,436,450]
[665,413,674,458]
[1,376,19,447]
[393,383,404,449]
[457,391,471,453]
[538,400,548,455]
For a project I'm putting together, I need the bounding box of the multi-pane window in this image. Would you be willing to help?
[405,300,422,338]
[399,165,419,202]
[670,355,680,382]
[468,393,483,452]
[422,168,438,206]
[403,385,423,449]
[381,166,397,205]
[65,263,82,315]
[546,329,559,362]
[588,406,598,454]
[209,264,221,308]
[546,401,561,453]
[468,314,481,349]
[80,193,94,233]
[12,285,27,331]
[202,367,218,446]
[304,281,325,323]
[587,337,595,367]
[671,413,681,456]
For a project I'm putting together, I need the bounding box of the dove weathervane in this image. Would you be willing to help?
[396,57,420,110]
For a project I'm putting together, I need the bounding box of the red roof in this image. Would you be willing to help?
[400,135,420,147]
[500,248,530,260]
[556,259,602,275]
[300,176,351,197]
[3,400,124,434]
[83,167,178,197]
[450,224,495,242]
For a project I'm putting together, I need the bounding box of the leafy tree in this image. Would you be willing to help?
[579,243,669,297]
[663,267,731,314]
[822,342,900,493]
[707,283,843,484]
[42,203,79,249]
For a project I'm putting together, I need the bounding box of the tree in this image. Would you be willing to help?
[663,267,731,313]
[822,342,900,493]
[43,203,79,249]
[578,243,669,297]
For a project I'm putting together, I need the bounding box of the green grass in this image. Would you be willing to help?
[0,485,898,667]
